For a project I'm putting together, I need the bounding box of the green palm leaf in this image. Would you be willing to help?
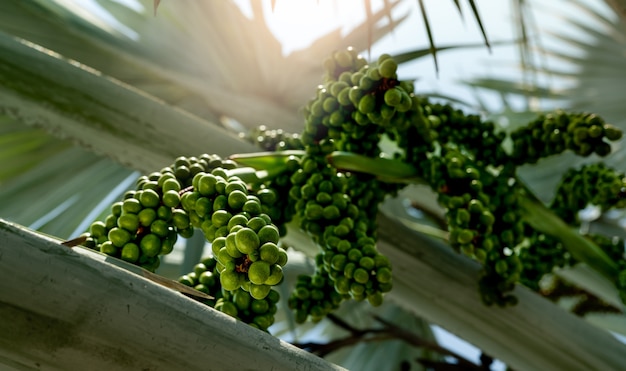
[461,0,626,204]
[0,144,135,239]
[0,118,69,181]
[0,0,411,133]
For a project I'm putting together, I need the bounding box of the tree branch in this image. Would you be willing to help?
[292,313,488,370]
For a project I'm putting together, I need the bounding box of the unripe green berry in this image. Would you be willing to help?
[259,242,280,265]
[358,94,376,114]
[139,189,160,208]
[353,268,369,284]
[457,229,475,245]
[265,264,283,285]
[121,242,140,263]
[248,261,271,285]
[122,198,142,214]
[383,87,402,107]
[100,241,117,256]
[250,284,271,300]
[172,209,190,230]
[220,270,242,291]
[378,57,397,78]
[235,227,260,254]
[108,227,131,248]
[376,266,392,283]
[140,233,161,257]
[228,190,247,210]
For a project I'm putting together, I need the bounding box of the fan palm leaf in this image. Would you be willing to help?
[460,0,626,202]
[1,0,410,132]
[454,0,626,340]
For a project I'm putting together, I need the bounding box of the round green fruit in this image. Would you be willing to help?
[251,299,269,314]
[225,233,243,258]
[108,227,131,248]
[248,261,270,285]
[100,241,117,256]
[378,58,397,79]
[259,242,279,264]
[257,225,280,245]
[211,210,232,228]
[121,242,140,263]
[139,189,161,208]
[137,208,157,227]
[235,228,260,254]
[249,284,271,300]
[264,264,283,285]
[197,173,217,196]
[162,190,181,208]
[122,198,142,214]
[140,233,162,257]
[172,209,190,230]
[220,270,242,291]
[150,219,169,238]
[89,221,107,238]
[161,177,181,193]
[117,213,139,233]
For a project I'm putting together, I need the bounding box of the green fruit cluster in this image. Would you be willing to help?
[276,50,414,320]
[77,45,626,330]
[302,50,417,158]
[550,163,626,225]
[240,125,304,152]
[288,255,349,323]
[286,154,394,306]
[83,154,233,271]
[518,231,569,291]
[178,256,223,307]
[215,287,280,332]
[510,110,623,164]
[293,46,624,308]
[180,168,289,300]
[81,153,289,330]
[516,164,626,292]
[419,101,508,166]
[178,256,279,332]
[425,147,523,306]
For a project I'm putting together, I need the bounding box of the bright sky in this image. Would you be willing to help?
[239,0,571,113]
[250,0,520,110]
[253,0,614,113]
[80,0,609,112]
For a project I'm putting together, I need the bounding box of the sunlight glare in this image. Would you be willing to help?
[263,0,368,55]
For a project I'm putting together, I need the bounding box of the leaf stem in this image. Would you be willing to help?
[326,151,425,183]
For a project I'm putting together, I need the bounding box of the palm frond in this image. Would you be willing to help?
[0,118,69,181]
[0,145,135,239]
[417,0,439,74]
[462,0,626,173]
[467,0,491,50]
[462,77,562,100]
[0,0,412,133]
[391,39,516,66]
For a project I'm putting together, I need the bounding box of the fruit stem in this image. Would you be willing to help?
[326,151,426,184]
[224,167,277,184]
[229,150,305,169]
